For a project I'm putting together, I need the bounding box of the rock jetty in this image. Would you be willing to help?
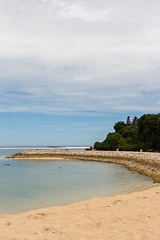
[6,150,160,182]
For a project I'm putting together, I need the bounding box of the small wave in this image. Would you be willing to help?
[0,146,89,150]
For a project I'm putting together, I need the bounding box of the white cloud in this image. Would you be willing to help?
[0,0,160,114]
[57,3,111,22]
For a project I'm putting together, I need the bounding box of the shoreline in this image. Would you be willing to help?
[1,180,156,217]
[2,150,160,239]
[0,184,160,239]
[7,150,160,182]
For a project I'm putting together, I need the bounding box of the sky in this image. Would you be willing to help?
[0,0,160,146]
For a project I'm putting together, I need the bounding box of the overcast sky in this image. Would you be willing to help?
[0,0,160,145]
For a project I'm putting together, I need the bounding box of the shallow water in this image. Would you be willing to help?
[0,147,153,215]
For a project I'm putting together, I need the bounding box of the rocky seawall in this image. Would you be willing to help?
[6,150,160,182]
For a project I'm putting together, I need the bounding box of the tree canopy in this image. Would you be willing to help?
[94,113,160,152]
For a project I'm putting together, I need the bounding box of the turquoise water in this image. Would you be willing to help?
[0,147,153,215]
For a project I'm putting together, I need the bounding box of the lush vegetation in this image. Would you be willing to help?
[94,113,160,151]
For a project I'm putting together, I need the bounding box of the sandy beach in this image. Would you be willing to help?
[3,150,160,239]
[0,184,159,240]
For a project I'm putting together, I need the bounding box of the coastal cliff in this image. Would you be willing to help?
[7,150,160,182]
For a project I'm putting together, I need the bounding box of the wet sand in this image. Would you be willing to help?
[0,184,160,240]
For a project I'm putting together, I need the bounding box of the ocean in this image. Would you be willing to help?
[0,146,153,215]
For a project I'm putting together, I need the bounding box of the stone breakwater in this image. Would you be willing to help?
[6,150,160,182]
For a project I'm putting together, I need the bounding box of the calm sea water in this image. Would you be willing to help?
[0,146,153,215]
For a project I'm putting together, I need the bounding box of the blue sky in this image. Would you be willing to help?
[0,112,141,146]
[0,0,160,146]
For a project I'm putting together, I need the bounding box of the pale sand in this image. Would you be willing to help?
[0,185,160,240]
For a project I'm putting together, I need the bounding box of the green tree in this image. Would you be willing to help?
[103,132,122,150]
[94,141,102,150]
[138,114,160,150]
[114,121,126,134]
[121,126,138,139]
[94,113,160,151]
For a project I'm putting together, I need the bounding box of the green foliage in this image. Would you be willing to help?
[94,141,102,150]
[114,121,126,134]
[138,113,160,151]
[94,133,122,150]
[103,132,122,150]
[121,126,137,138]
[94,113,160,152]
